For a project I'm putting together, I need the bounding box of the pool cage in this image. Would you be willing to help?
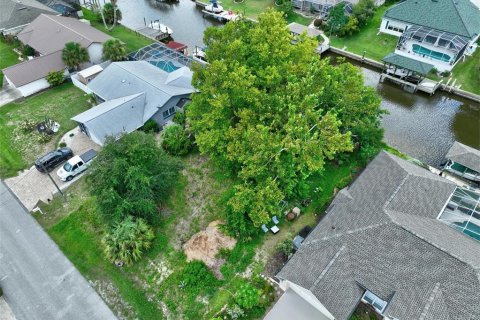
[438,187,480,242]
[397,25,469,63]
[127,43,195,72]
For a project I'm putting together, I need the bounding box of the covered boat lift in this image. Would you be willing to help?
[443,142,480,183]
[380,53,441,94]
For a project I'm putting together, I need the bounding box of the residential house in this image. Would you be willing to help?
[2,14,110,97]
[380,0,480,72]
[292,0,384,18]
[0,0,56,35]
[443,141,480,182]
[269,151,480,320]
[72,61,195,145]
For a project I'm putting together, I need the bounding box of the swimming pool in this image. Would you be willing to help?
[412,44,451,62]
[454,221,480,241]
[148,60,180,73]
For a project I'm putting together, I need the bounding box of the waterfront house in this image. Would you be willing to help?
[380,0,480,72]
[72,61,194,145]
[267,151,480,320]
[292,0,384,18]
[2,14,110,97]
[444,141,480,182]
[0,0,56,35]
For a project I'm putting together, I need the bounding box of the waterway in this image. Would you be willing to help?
[117,0,480,166]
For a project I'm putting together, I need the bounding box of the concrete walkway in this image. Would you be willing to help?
[0,182,117,320]
[0,85,22,107]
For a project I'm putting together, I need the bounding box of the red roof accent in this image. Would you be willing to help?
[166,41,187,52]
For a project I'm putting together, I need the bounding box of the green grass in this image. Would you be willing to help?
[82,9,153,53]
[0,83,90,178]
[0,39,20,87]
[330,5,398,61]
[451,48,480,95]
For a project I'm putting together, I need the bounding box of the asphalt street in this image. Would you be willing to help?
[0,181,117,320]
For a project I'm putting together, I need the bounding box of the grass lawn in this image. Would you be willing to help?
[0,39,20,87]
[34,147,362,319]
[329,5,397,61]
[0,83,90,178]
[82,9,153,53]
[451,48,480,95]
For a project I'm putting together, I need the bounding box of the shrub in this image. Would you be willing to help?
[441,71,451,77]
[19,119,37,133]
[46,70,65,87]
[276,233,294,257]
[172,111,186,127]
[141,119,160,133]
[102,216,155,265]
[162,124,192,156]
[181,261,219,296]
[235,282,260,309]
[226,304,244,319]
[21,44,35,57]
[59,142,67,148]
[37,133,53,143]
[313,18,322,28]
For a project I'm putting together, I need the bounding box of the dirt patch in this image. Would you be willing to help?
[89,279,135,320]
[183,220,236,277]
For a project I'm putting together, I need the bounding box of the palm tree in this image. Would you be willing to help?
[102,39,127,61]
[94,0,121,31]
[102,216,155,265]
[62,42,90,70]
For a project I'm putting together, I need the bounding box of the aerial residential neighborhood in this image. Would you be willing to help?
[0,0,478,319]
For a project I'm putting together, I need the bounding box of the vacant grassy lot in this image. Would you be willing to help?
[330,5,397,61]
[0,39,20,87]
[0,83,90,178]
[82,9,153,53]
[451,48,480,95]
[34,148,361,319]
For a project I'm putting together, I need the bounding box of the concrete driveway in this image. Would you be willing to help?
[0,182,117,320]
[4,128,100,211]
[0,85,22,107]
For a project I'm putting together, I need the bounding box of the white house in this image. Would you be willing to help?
[380,0,480,72]
[2,14,111,97]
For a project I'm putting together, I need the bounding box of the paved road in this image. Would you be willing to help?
[0,182,117,320]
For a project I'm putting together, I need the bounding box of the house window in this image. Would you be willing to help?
[162,107,176,119]
[361,290,388,314]
[387,25,404,33]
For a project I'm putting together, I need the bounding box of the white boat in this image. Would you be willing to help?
[205,0,223,13]
[192,46,207,63]
[150,21,173,35]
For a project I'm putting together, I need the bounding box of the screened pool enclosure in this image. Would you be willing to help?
[397,25,469,64]
[439,187,480,242]
[128,43,195,73]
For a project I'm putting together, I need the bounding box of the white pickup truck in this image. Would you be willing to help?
[56,149,97,181]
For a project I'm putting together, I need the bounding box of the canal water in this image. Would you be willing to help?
[117,0,480,166]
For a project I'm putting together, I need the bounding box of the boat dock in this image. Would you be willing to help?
[379,73,441,95]
[135,26,171,41]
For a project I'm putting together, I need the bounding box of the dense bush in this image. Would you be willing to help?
[235,283,260,309]
[21,44,35,57]
[161,124,192,156]
[141,119,160,133]
[276,233,294,257]
[181,261,219,296]
[88,131,182,224]
[59,142,67,148]
[352,0,376,27]
[46,70,65,87]
[102,216,155,265]
[172,111,186,127]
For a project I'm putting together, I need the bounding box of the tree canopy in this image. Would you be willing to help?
[102,38,127,61]
[88,131,181,224]
[187,11,383,231]
[62,42,89,70]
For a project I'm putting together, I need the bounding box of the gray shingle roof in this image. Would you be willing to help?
[2,50,64,86]
[445,141,480,173]
[278,151,480,320]
[0,0,56,31]
[87,61,195,122]
[383,0,480,38]
[287,22,322,37]
[17,14,111,54]
[383,53,434,75]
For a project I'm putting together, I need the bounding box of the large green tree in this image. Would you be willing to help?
[62,42,89,70]
[102,38,127,61]
[88,131,181,224]
[187,11,382,230]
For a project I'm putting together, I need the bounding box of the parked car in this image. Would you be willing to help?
[56,149,97,181]
[35,147,73,173]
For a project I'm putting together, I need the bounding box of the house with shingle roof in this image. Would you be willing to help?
[267,151,480,320]
[71,61,195,145]
[0,0,56,34]
[444,141,480,182]
[2,14,110,97]
[379,0,480,72]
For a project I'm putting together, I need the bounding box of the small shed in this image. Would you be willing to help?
[77,65,104,85]
[287,22,322,38]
